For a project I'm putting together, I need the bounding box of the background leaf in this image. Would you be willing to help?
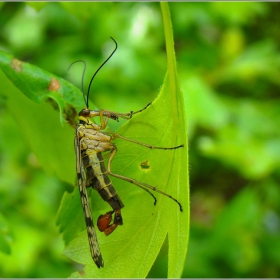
[0,50,83,184]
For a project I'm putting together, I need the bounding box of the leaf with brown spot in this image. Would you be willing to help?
[0,50,84,123]
[0,50,84,184]
[48,77,61,92]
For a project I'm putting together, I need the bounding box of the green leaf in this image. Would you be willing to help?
[56,187,85,246]
[0,212,12,255]
[0,49,84,124]
[0,50,83,184]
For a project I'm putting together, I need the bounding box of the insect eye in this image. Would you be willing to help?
[79,108,90,116]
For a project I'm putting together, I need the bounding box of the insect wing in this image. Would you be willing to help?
[75,131,104,268]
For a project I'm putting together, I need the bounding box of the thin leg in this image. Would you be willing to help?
[107,148,183,212]
[128,102,151,117]
[98,102,152,121]
[103,148,157,205]
[111,133,184,150]
[98,110,109,130]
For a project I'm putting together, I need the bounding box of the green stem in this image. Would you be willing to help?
[160,2,176,79]
[160,2,180,136]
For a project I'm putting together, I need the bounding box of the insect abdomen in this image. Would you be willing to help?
[83,152,124,210]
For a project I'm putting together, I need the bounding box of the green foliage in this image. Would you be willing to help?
[0,50,85,123]
[0,1,280,278]
[0,212,12,254]
[0,59,77,185]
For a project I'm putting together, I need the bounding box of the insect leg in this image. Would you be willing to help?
[94,102,152,123]
[91,153,157,237]
[98,110,110,130]
[126,102,152,118]
[107,147,183,212]
[103,102,152,120]
[111,133,184,150]
[104,145,158,205]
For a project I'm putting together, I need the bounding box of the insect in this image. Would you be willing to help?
[71,37,183,268]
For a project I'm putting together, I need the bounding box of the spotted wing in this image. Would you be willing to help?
[75,130,104,268]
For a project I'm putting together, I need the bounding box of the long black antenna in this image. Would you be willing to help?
[68,60,87,106]
[68,37,118,109]
[86,37,117,108]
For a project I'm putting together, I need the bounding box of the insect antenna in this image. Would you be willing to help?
[68,60,87,107]
[68,37,118,109]
[86,37,118,109]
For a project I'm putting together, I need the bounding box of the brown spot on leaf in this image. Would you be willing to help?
[11,58,23,72]
[48,78,60,91]
[140,160,150,170]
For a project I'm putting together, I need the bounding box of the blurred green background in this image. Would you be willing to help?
[0,2,280,278]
